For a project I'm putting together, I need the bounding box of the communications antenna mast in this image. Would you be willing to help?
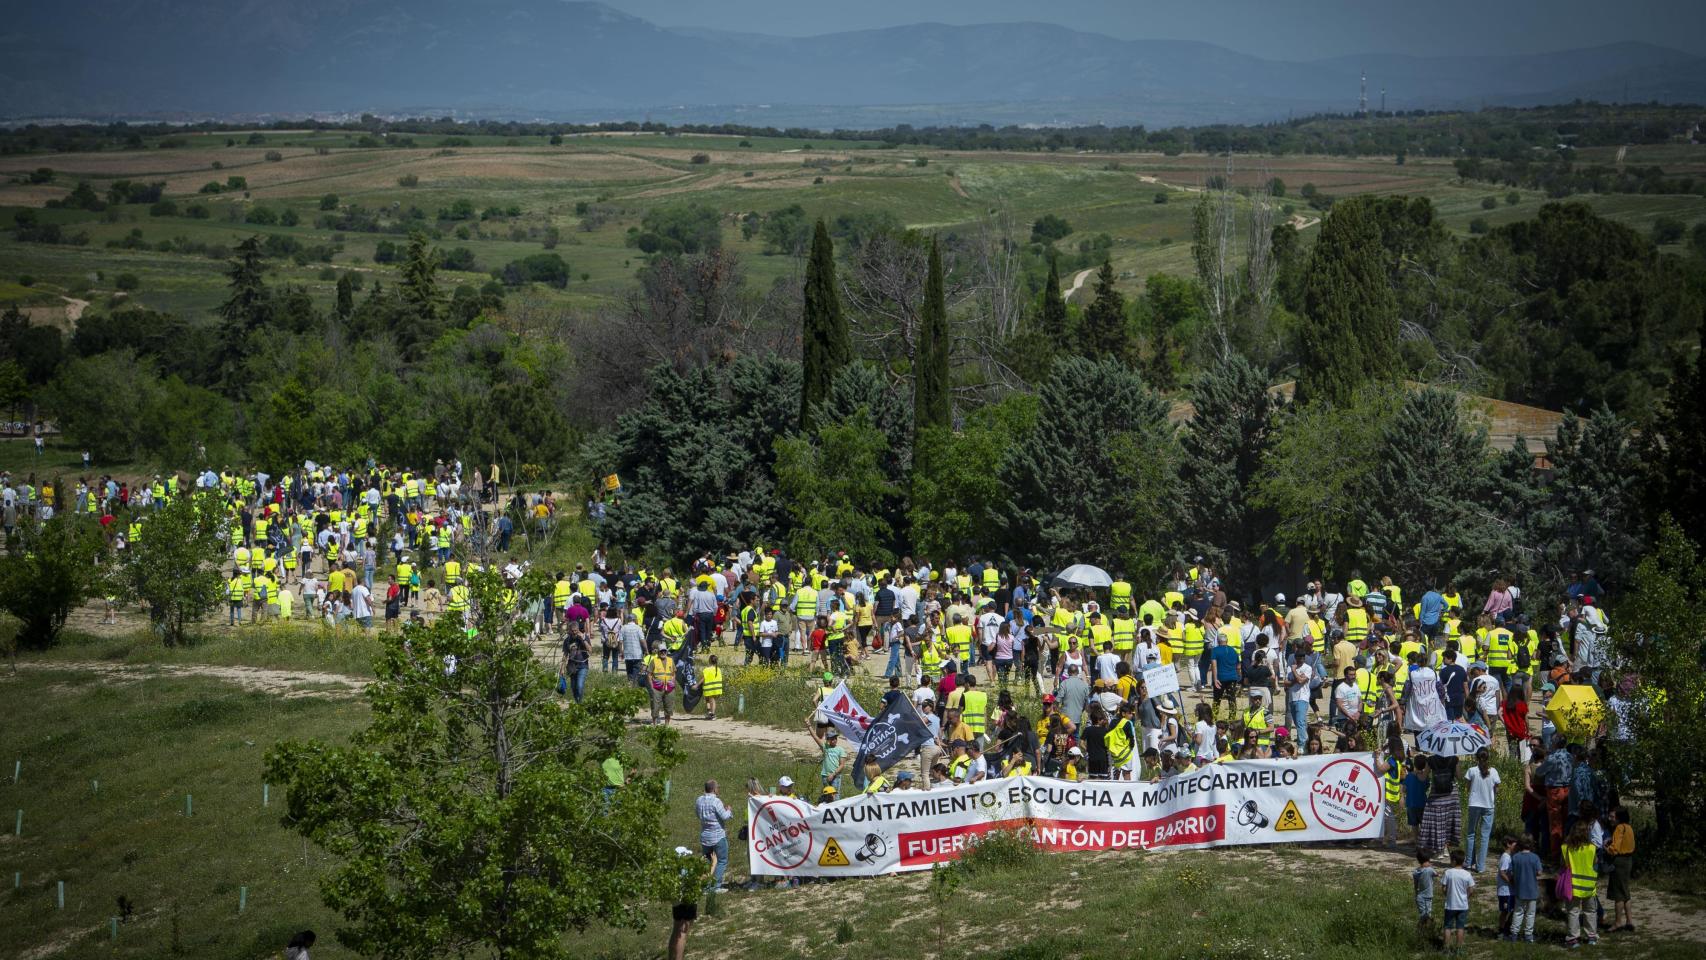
[1359,69,1368,116]
[1381,87,1387,113]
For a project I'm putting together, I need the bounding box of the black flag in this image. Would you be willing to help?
[855,694,933,774]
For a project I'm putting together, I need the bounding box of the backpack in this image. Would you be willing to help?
[1516,642,1532,671]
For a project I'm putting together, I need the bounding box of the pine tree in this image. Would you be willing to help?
[399,231,442,322]
[1297,198,1401,406]
[1079,258,1130,361]
[215,235,269,390]
[1002,253,1068,384]
[1646,354,1706,547]
[913,237,951,435]
[1178,352,1281,589]
[1533,408,1648,594]
[799,219,850,428]
[995,356,1176,575]
[1360,387,1516,588]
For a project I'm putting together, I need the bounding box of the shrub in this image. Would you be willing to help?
[114,273,140,291]
[1652,217,1686,245]
[319,193,340,210]
[225,175,246,190]
[264,150,283,162]
[1505,190,1521,206]
[1469,216,1490,235]
[398,174,419,187]
[690,153,710,164]
[914,156,929,167]
[149,199,178,217]
[1153,191,1168,203]
[1481,196,1498,210]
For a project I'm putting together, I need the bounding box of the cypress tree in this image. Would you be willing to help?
[1297,198,1401,406]
[1040,254,1067,334]
[799,219,849,428]
[335,273,355,319]
[913,237,951,435]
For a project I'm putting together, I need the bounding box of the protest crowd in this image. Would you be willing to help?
[3,462,1640,951]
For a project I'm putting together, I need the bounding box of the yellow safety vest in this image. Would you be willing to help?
[1358,668,1380,716]
[444,560,462,585]
[1384,760,1403,803]
[1109,580,1133,611]
[1180,623,1205,657]
[1244,708,1271,747]
[961,689,988,735]
[701,666,724,697]
[1111,618,1136,651]
[1345,607,1370,644]
[795,585,818,619]
[447,584,469,612]
[1564,843,1599,899]
[945,623,973,662]
[982,567,1000,592]
[1485,629,1515,670]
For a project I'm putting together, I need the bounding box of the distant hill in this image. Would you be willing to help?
[3,0,1702,125]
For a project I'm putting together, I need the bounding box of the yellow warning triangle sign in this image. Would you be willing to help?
[1275,799,1308,832]
[818,837,851,867]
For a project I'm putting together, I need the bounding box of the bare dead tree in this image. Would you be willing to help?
[969,206,1025,341]
[840,230,974,385]
[1244,167,1278,343]
[1191,156,1242,361]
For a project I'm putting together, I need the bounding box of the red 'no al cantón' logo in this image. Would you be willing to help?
[753,799,815,870]
[1309,758,1381,834]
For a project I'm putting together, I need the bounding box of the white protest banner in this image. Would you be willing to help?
[748,753,1385,877]
[818,681,872,743]
[1142,662,1180,698]
[1415,721,1491,757]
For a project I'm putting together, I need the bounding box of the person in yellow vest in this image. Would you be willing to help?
[1341,594,1370,646]
[1346,570,1369,598]
[396,557,415,607]
[645,644,675,726]
[661,612,688,655]
[1109,575,1133,615]
[446,582,470,616]
[1110,612,1137,661]
[552,574,574,633]
[1179,610,1207,690]
[1483,616,1516,689]
[1243,689,1272,752]
[792,581,819,651]
[276,582,294,621]
[1380,575,1403,609]
[1562,819,1602,946]
[1087,612,1112,655]
[959,675,989,746]
[443,557,461,586]
[945,614,974,665]
[699,654,725,720]
[227,571,247,625]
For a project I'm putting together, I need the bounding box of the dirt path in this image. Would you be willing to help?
[61,296,89,322]
[947,174,969,199]
[1288,212,1321,231]
[1064,267,1094,302]
[14,660,367,698]
[12,657,821,754]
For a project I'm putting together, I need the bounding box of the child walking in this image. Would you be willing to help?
[1495,835,1517,938]
[1413,848,1437,933]
[1441,849,1476,953]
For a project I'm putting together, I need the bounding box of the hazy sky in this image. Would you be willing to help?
[610,0,1706,58]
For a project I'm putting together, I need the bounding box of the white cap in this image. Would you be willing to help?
[1275,593,1286,604]
[777,775,794,787]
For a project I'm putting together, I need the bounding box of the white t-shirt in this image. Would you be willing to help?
[966,755,988,782]
[1095,652,1121,683]
[1497,851,1513,896]
[1194,720,1217,758]
[896,584,920,621]
[759,618,779,648]
[1442,867,1475,911]
[350,584,372,619]
[1464,765,1501,810]
[1334,680,1361,718]
[1471,674,1500,719]
[1287,663,1313,702]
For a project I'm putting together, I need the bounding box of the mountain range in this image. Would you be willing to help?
[3,0,1703,126]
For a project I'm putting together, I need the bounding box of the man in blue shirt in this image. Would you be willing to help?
[1439,648,1468,721]
[1419,584,1446,641]
[1211,635,1243,719]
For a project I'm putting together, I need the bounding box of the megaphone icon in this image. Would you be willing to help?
[855,833,888,863]
[1237,799,1269,833]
